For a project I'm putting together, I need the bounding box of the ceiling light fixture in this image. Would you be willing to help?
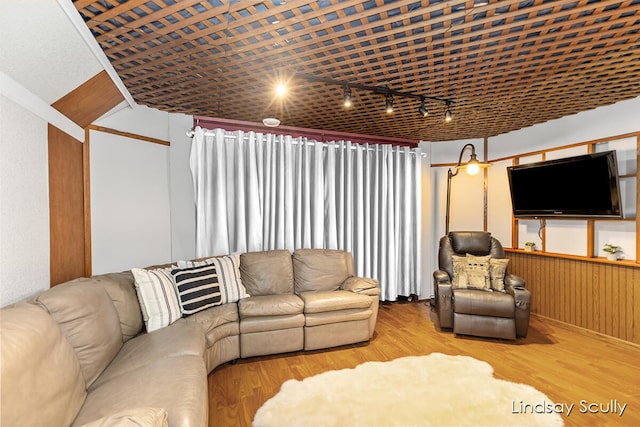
[297,73,454,122]
[418,97,429,117]
[343,85,352,108]
[445,101,453,123]
[385,92,394,114]
[275,82,287,97]
[262,118,281,127]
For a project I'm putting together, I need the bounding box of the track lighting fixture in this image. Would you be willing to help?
[294,74,455,122]
[385,93,394,114]
[343,85,352,108]
[418,97,428,117]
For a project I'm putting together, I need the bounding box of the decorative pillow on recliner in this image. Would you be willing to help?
[451,255,469,289]
[464,254,491,290]
[489,258,509,292]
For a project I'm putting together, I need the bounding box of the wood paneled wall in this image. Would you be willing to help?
[507,250,640,345]
[48,71,124,286]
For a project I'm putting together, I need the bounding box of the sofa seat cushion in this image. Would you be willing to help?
[299,290,372,314]
[238,294,304,318]
[35,280,124,388]
[72,355,207,427]
[183,303,239,346]
[453,289,515,318]
[240,250,294,295]
[90,320,206,390]
[240,314,305,334]
[305,308,372,327]
[292,249,354,292]
[1,303,86,427]
[205,321,240,347]
[78,407,168,427]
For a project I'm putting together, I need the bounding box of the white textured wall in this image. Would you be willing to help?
[91,106,172,273]
[0,96,50,306]
[168,113,196,262]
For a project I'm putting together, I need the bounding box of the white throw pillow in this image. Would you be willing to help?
[131,268,181,332]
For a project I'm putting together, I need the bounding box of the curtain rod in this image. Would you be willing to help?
[185,130,426,157]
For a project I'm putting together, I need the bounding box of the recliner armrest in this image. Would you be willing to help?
[504,273,525,289]
[504,274,531,338]
[433,269,453,329]
[433,269,451,285]
[340,276,379,293]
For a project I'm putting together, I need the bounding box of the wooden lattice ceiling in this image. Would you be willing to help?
[74,0,640,142]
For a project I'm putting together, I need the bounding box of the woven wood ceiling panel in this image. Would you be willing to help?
[74,0,640,141]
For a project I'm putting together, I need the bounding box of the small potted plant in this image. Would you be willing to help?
[524,242,536,252]
[603,243,622,261]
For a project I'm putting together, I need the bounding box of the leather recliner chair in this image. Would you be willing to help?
[432,231,531,340]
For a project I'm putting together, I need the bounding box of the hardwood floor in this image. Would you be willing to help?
[208,301,640,426]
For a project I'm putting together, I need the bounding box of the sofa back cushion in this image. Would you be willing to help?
[1,302,86,427]
[293,249,355,293]
[35,280,124,388]
[92,271,144,342]
[240,250,294,295]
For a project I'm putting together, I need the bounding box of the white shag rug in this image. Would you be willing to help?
[253,353,564,427]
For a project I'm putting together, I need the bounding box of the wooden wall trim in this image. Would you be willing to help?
[87,125,170,146]
[83,128,92,277]
[505,248,640,268]
[52,71,124,128]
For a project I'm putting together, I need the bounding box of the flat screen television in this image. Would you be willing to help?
[507,151,622,219]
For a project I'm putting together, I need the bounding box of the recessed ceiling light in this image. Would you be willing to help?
[262,118,281,127]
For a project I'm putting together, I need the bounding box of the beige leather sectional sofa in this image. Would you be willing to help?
[1,249,380,427]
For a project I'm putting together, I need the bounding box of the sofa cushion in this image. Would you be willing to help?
[72,355,208,427]
[131,267,182,332]
[293,248,355,293]
[453,289,515,318]
[183,302,239,333]
[78,407,168,427]
[1,303,86,427]
[178,254,249,303]
[299,290,372,314]
[240,250,294,295]
[171,264,223,315]
[240,314,305,334]
[238,294,304,318]
[304,308,373,327]
[91,320,206,390]
[92,271,144,342]
[35,280,124,388]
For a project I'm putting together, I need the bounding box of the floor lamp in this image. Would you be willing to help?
[445,143,491,234]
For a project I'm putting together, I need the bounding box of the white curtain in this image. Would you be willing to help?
[189,126,422,300]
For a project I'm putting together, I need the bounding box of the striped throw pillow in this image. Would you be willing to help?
[171,264,222,315]
[131,267,182,332]
[177,253,249,303]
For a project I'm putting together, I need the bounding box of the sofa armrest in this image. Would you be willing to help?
[432,270,453,329]
[340,276,379,293]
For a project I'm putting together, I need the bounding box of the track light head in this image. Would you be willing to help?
[445,101,453,122]
[385,93,394,114]
[343,86,352,108]
[418,98,428,117]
